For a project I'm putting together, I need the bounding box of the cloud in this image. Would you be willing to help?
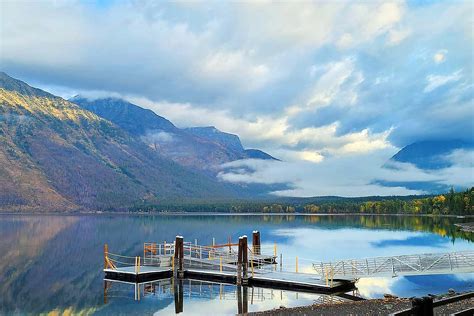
[140,130,175,145]
[288,57,362,114]
[130,96,392,158]
[218,148,474,197]
[424,69,463,93]
[433,50,447,64]
[387,28,412,45]
[198,49,271,91]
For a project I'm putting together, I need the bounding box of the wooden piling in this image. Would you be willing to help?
[174,278,184,313]
[280,253,282,272]
[104,244,108,269]
[175,235,184,278]
[411,297,434,316]
[242,285,249,314]
[237,237,243,285]
[237,285,243,314]
[252,231,261,255]
[242,235,248,284]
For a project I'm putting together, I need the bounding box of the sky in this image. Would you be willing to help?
[1,0,473,197]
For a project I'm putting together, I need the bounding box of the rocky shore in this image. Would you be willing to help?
[249,292,474,315]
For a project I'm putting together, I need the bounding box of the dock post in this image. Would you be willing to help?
[411,297,434,316]
[274,243,277,270]
[251,255,254,277]
[104,244,108,269]
[280,253,282,272]
[175,236,184,278]
[252,231,261,255]
[242,235,248,285]
[237,236,243,285]
[237,285,243,314]
[174,278,184,313]
[243,286,248,314]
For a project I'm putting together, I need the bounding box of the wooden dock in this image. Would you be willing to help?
[103,232,355,294]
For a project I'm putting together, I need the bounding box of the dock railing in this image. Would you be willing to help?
[106,238,279,275]
[312,251,474,279]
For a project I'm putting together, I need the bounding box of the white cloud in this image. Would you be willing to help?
[387,28,411,45]
[306,58,358,109]
[286,58,363,115]
[198,49,271,91]
[357,277,397,298]
[218,147,474,197]
[424,69,462,93]
[297,150,325,163]
[141,131,175,145]
[336,33,354,49]
[131,96,392,158]
[446,149,474,168]
[433,50,447,64]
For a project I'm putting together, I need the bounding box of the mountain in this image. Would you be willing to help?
[183,126,244,152]
[70,97,178,135]
[381,139,474,193]
[390,140,473,170]
[0,72,241,212]
[71,97,277,172]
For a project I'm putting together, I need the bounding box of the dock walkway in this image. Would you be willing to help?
[312,251,474,279]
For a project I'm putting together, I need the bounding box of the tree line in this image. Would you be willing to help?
[131,187,473,216]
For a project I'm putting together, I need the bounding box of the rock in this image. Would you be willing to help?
[448,288,456,295]
[384,294,398,299]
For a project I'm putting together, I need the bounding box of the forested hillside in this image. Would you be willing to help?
[0,72,240,212]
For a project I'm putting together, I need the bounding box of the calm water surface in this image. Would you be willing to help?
[0,214,473,315]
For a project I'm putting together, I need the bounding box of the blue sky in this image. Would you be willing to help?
[1,0,472,196]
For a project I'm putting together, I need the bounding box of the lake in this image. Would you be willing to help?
[0,214,473,315]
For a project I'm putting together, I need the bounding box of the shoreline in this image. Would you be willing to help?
[0,211,472,218]
[249,291,474,315]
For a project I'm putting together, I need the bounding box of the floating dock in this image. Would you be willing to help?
[103,232,355,294]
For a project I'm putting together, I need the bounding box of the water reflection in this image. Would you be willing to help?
[0,214,472,315]
[102,278,355,315]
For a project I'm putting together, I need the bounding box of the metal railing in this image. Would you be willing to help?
[312,251,474,279]
[114,241,279,274]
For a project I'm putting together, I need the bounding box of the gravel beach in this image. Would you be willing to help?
[248,296,474,315]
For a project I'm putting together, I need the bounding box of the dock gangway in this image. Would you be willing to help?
[312,251,474,280]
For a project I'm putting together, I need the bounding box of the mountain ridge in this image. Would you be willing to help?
[71,96,277,172]
[0,72,244,211]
